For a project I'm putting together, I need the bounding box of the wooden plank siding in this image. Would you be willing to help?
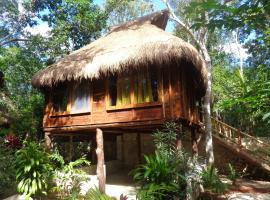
[43,65,202,132]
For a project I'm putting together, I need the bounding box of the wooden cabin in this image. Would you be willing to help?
[32,10,207,170]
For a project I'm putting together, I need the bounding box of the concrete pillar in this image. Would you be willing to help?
[123,133,139,168]
[116,135,123,161]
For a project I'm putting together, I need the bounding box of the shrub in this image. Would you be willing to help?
[200,166,226,194]
[227,163,239,183]
[83,187,114,200]
[133,152,179,200]
[134,156,180,199]
[0,139,16,197]
[4,134,21,149]
[132,122,190,200]
[50,149,90,199]
[15,141,52,199]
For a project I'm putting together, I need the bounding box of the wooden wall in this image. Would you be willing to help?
[43,64,203,132]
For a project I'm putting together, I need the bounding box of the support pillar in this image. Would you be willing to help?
[137,133,142,163]
[191,127,198,156]
[96,128,106,193]
[44,132,52,151]
[69,136,73,162]
[176,124,183,151]
[116,135,123,161]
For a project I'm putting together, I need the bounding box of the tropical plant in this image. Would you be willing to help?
[50,149,90,199]
[227,163,239,184]
[133,122,191,200]
[133,152,179,200]
[15,141,53,199]
[0,139,16,197]
[83,187,114,200]
[200,166,226,194]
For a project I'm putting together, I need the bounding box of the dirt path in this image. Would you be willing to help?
[219,179,270,200]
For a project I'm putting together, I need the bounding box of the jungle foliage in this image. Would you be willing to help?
[132,122,191,200]
[0,0,107,138]
[173,0,270,136]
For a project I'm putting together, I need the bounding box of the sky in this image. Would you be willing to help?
[25,0,248,60]
[94,0,166,10]
[27,0,174,37]
[93,0,175,32]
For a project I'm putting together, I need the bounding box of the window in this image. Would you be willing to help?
[51,82,91,115]
[71,82,91,113]
[108,74,131,107]
[108,76,117,106]
[108,67,159,108]
[52,84,70,113]
[134,68,158,103]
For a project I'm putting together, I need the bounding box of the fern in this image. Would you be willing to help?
[84,187,113,200]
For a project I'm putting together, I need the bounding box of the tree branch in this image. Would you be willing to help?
[161,0,203,52]
[0,38,30,47]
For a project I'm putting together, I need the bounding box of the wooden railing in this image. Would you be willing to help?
[211,117,270,163]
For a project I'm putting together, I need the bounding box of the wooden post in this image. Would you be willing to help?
[44,132,52,151]
[176,137,182,151]
[237,129,242,146]
[96,128,106,193]
[191,127,198,156]
[176,124,183,151]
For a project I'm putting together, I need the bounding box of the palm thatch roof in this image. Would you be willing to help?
[32,10,207,93]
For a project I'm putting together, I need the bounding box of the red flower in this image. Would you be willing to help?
[4,134,21,149]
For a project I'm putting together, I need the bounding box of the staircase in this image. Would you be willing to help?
[211,117,270,174]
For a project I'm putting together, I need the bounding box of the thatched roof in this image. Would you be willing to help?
[32,9,207,93]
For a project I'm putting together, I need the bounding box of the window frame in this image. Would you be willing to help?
[106,68,162,111]
[50,82,92,116]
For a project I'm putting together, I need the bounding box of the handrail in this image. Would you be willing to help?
[211,117,270,148]
[210,117,270,168]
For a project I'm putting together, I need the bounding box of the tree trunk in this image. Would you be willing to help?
[96,128,106,193]
[203,52,214,165]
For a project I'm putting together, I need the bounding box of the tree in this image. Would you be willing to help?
[32,0,107,59]
[0,0,36,47]
[162,0,214,165]
[0,44,44,138]
[0,0,107,138]
[188,0,270,135]
[105,0,154,26]
[0,0,38,135]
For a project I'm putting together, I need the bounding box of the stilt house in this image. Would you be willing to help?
[32,10,207,170]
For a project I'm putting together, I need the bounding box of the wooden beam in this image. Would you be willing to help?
[96,128,106,193]
[43,119,164,132]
